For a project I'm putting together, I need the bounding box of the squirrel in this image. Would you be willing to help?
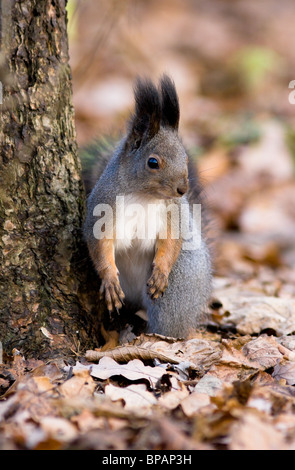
[83,75,212,338]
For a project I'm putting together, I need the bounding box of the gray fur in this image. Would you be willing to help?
[143,236,212,337]
[83,76,212,338]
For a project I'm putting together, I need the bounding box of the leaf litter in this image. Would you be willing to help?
[1,296,295,450]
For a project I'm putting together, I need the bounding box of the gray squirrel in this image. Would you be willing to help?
[83,75,212,338]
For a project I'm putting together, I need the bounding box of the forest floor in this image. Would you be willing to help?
[1,0,295,451]
[1,116,295,449]
[1,253,295,450]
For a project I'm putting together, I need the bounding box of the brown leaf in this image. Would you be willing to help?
[181,392,212,417]
[193,408,237,442]
[73,357,168,388]
[101,333,223,371]
[100,325,120,351]
[0,387,58,425]
[216,295,295,335]
[229,411,288,450]
[85,345,181,364]
[134,417,211,450]
[65,427,132,450]
[158,388,189,410]
[2,362,62,399]
[209,364,256,386]
[219,338,262,370]
[38,417,78,445]
[30,363,63,381]
[133,333,179,345]
[242,335,283,369]
[105,383,157,414]
[138,337,222,370]
[59,369,96,398]
[71,409,106,433]
[277,336,295,352]
[193,374,224,396]
[273,361,295,385]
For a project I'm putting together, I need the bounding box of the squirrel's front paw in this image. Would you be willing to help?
[99,276,125,313]
[147,266,169,300]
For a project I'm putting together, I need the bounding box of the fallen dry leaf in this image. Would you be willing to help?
[105,383,157,413]
[59,369,96,398]
[219,338,263,370]
[193,374,224,396]
[38,417,78,445]
[274,414,295,440]
[133,417,211,450]
[181,392,212,417]
[72,357,168,388]
[242,335,284,369]
[273,361,295,385]
[158,388,189,410]
[0,387,58,426]
[71,409,106,433]
[131,333,222,370]
[229,410,289,450]
[215,295,295,335]
[277,336,295,351]
[85,345,181,364]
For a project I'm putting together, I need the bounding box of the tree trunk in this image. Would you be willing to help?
[0,0,102,359]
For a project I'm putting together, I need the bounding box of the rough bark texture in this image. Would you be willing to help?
[0,0,102,359]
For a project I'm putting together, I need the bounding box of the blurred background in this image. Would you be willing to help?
[67,0,295,289]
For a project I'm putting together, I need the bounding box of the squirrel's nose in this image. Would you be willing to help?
[176,180,188,196]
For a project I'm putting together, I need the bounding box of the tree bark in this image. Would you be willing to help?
[0,0,102,359]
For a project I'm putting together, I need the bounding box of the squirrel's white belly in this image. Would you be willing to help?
[115,243,154,304]
[114,195,166,303]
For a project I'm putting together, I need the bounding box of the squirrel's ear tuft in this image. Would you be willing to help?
[126,78,161,151]
[160,75,180,130]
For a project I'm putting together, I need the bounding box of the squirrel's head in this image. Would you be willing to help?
[122,75,189,200]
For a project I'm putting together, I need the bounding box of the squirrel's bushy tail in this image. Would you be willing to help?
[80,136,116,195]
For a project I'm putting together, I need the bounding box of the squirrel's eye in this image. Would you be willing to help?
[147,157,159,169]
